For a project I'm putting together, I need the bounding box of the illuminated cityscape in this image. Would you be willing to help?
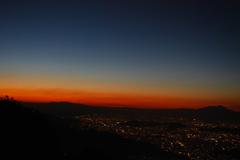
[73,114,240,160]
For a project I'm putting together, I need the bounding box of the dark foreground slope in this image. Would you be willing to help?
[0,97,61,160]
[0,97,187,160]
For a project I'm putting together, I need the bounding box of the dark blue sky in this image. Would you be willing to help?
[0,0,239,108]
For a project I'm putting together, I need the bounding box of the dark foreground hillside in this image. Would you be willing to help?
[0,96,61,159]
[0,97,187,160]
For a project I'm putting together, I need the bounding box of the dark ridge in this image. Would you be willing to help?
[1,97,188,160]
[23,102,240,122]
[0,96,61,160]
[197,105,233,112]
[195,105,239,123]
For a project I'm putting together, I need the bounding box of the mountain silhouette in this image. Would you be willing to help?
[23,102,240,123]
[197,105,232,112]
[195,105,239,122]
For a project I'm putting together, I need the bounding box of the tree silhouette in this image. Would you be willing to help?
[0,95,19,107]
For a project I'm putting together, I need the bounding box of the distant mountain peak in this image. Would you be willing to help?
[198,105,232,112]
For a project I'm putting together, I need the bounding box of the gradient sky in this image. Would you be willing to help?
[0,0,240,110]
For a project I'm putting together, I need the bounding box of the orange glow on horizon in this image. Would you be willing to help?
[0,88,239,111]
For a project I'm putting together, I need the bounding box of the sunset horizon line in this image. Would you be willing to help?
[1,87,239,111]
[7,98,237,112]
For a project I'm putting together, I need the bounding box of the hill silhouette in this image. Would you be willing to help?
[23,102,240,123]
[0,96,61,160]
[1,97,188,160]
[196,105,239,122]
[197,105,232,112]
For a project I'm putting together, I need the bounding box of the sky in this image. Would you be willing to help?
[0,0,240,110]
